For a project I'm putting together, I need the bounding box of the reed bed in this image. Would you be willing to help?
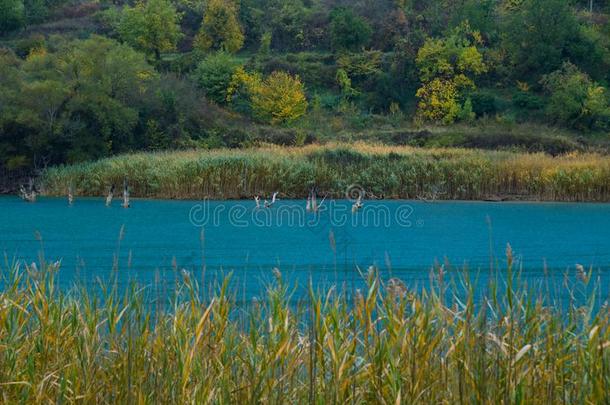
[41,143,610,201]
[0,254,608,404]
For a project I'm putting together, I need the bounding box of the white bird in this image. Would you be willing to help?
[122,179,130,208]
[306,194,312,211]
[20,183,36,202]
[105,185,115,207]
[313,194,327,213]
[19,185,27,200]
[264,192,278,208]
[68,185,74,205]
[352,195,363,213]
[254,195,261,209]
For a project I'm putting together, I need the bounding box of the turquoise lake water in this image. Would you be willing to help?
[1,196,608,301]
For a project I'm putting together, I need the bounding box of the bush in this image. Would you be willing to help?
[192,52,241,104]
[329,7,372,51]
[14,34,46,58]
[470,92,497,117]
[252,53,337,90]
[512,91,544,110]
[157,52,198,75]
[222,127,249,148]
[252,126,316,146]
[541,62,610,131]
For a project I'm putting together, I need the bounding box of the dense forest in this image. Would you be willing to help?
[1,0,610,176]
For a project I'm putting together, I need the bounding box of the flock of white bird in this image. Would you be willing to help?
[20,182,364,213]
[254,189,364,213]
[19,179,130,208]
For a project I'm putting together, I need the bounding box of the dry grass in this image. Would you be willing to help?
[41,143,610,201]
[0,254,608,403]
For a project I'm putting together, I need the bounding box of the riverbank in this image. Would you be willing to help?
[41,143,610,201]
[0,260,608,403]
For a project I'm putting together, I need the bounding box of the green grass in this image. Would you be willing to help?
[42,143,610,201]
[0,253,608,403]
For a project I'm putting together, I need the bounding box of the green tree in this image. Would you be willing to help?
[266,0,308,51]
[58,37,156,159]
[501,0,580,81]
[415,23,487,124]
[118,0,182,60]
[259,31,271,55]
[0,0,24,33]
[0,37,156,167]
[194,0,244,53]
[20,0,69,25]
[541,62,610,130]
[192,52,242,104]
[450,0,497,38]
[329,7,371,52]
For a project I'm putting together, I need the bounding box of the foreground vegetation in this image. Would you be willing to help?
[42,144,610,201]
[0,254,608,403]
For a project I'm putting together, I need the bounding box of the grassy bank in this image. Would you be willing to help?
[42,143,610,201]
[0,258,608,403]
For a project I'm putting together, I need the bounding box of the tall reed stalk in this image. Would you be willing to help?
[41,143,610,201]
[0,257,608,403]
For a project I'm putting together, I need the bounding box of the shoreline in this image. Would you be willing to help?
[33,144,610,203]
[3,194,610,204]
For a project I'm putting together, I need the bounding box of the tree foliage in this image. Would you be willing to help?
[118,0,182,59]
[192,52,242,104]
[195,0,244,53]
[0,37,157,167]
[229,69,307,124]
[541,62,610,130]
[415,23,487,124]
[329,7,371,52]
[501,0,580,81]
[252,71,308,124]
[3,0,610,172]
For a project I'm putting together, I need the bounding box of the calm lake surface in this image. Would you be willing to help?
[1,196,609,301]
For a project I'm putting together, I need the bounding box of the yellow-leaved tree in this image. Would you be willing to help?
[415,22,487,124]
[228,69,308,124]
[194,0,244,53]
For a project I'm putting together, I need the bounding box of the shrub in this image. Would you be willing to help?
[457,97,475,122]
[470,92,497,117]
[541,62,610,131]
[512,91,544,110]
[329,7,372,51]
[415,78,461,124]
[192,52,241,104]
[14,34,45,58]
[252,53,338,90]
